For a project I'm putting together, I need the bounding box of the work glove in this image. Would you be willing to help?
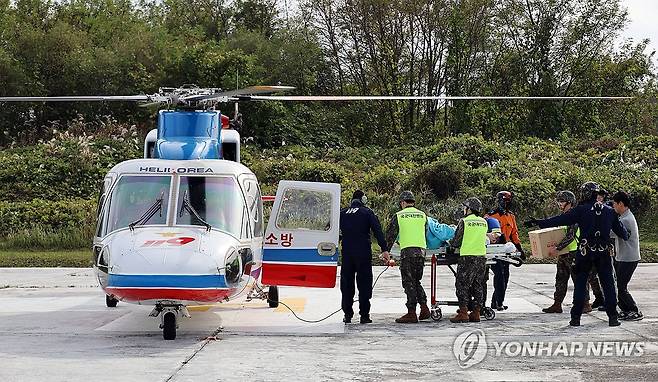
[523,218,538,228]
[513,243,526,260]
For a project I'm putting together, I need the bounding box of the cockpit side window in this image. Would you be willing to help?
[176,176,244,238]
[243,178,263,237]
[106,175,171,234]
[95,194,106,238]
[96,176,114,237]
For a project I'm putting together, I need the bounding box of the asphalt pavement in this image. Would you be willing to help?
[1,264,656,381]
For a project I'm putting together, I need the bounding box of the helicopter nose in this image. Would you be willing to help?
[106,248,234,303]
[113,246,222,275]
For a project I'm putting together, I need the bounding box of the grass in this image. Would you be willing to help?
[0,226,93,251]
[0,250,91,267]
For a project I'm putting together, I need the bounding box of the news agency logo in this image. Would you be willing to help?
[453,329,646,369]
[453,329,488,369]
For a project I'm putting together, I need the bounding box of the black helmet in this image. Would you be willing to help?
[496,191,513,210]
[463,197,483,214]
[556,190,577,206]
[399,191,415,203]
[579,182,600,202]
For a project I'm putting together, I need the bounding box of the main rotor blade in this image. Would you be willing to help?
[246,95,634,101]
[181,86,296,103]
[0,95,151,102]
[217,85,296,98]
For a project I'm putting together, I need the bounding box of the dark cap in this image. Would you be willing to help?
[399,191,415,202]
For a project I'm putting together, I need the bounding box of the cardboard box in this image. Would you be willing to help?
[528,227,571,259]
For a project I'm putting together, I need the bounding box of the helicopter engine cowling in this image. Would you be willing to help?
[154,110,221,160]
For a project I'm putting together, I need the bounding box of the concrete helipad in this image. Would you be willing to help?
[1,265,657,381]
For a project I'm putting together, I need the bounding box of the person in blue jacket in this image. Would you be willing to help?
[339,190,389,324]
[525,182,629,327]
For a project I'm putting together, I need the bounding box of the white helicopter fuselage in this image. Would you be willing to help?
[92,158,264,306]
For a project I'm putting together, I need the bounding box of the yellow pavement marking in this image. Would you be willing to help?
[274,298,306,313]
[187,305,212,312]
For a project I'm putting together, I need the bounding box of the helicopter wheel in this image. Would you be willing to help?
[162,312,177,340]
[106,294,118,308]
[268,286,279,308]
[483,307,496,320]
[430,306,442,322]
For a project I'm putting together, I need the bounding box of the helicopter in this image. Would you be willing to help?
[0,86,633,340]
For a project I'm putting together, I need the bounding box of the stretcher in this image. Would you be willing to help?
[390,243,523,322]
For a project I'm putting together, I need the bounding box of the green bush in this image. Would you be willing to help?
[0,128,141,202]
[1,130,657,252]
[415,154,468,199]
[362,165,408,195]
[0,198,96,232]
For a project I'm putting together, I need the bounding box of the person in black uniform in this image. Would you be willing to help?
[525,182,629,327]
[340,190,389,324]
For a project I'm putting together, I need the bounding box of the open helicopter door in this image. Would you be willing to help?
[261,181,341,288]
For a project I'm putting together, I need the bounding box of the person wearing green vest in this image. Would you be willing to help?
[448,197,488,323]
[383,191,430,323]
[542,190,601,314]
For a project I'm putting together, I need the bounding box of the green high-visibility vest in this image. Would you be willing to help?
[460,214,488,256]
[396,207,427,249]
[565,226,580,252]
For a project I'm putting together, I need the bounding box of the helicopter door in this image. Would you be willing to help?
[261,181,340,288]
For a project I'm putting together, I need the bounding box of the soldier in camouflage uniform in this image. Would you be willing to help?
[449,197,488,323]
[543,191,603,314]
[383,191,430,323]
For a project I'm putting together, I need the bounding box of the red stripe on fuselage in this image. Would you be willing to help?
[261,263,337,288]
[106,288,233,303]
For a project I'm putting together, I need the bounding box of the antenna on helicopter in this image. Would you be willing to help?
[233,70,241,130]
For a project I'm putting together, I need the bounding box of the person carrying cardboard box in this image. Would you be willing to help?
[542,191,602,314]
[525,182,629,327]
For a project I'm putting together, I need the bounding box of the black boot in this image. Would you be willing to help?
[360,315,372,324]
[343,314,353,323]
[569,318,581,326]
[609,317,621,327]
[591,297,604,309]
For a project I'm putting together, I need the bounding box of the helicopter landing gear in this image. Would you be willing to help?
[106,294,119,307]
[149,303,190,340]
[246,284,280,308]
[267,286,279,308]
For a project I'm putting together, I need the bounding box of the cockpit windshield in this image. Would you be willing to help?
[176,176,244,237]
[106,175,171,233]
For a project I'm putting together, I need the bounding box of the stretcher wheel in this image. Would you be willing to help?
[431,307,442,321]
[483,307,495,320]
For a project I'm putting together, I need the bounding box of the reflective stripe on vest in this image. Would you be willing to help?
[565,226,580,252]
[460,214,488,256]
[396,207,427,249]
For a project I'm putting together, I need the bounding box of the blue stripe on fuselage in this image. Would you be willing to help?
[263,248,337,263]
[108,274,228,288]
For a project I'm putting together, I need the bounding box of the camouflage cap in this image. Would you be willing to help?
[556,190,577,206]
[463,197,483,213]
[399,190,415,202]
